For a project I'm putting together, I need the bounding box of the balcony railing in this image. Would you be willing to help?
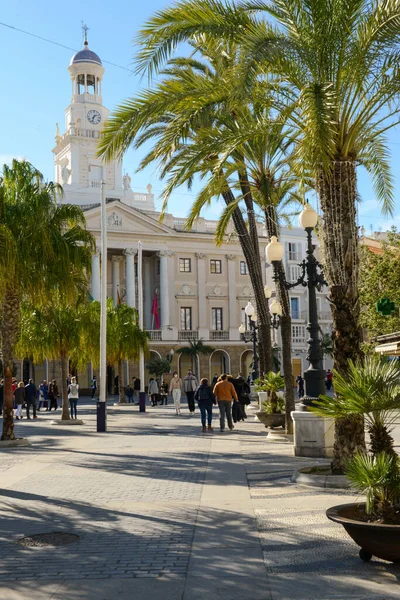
[148,330,162,341]
[210,330,229,341]
[291,310,332,321]
[178,330,199,341]
[292,325,306,345]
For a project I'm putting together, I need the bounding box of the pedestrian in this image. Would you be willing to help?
[126,384,134,403]
[48,380,59,411]
[25,379,37,419]
[213,373,238,432]
[160,381,169,405]
[38,380,49,411]
[169,372,183,415]
[90,375,97,399]
[14,381,26,420]
[68,376,80,419]
[148,378,159,406]
[133,377,141,404]
[230,373,250,421]
[296,374,304,398]
[0,379,3,416]
[326,369,333,391]
[211,373,219,387]
[183,370,198,415]
[194,378,216,433]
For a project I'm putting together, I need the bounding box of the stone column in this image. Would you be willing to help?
[124,248,137,308]
[112,256,123,305]
[91,248,101,301]
[226,254,240,340]
[143,257,152,329]
[158,250,176,340]
[196,253,208,339]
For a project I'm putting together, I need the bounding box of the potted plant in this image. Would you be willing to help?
[312,356,400,562]
[255,372,286,429]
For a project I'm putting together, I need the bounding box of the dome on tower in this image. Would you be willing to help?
[70,43,102,66]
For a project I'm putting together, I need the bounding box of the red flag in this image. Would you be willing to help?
[151,292,160,329]
[117,288,122,305]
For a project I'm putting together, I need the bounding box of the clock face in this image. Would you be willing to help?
[87,110,101,125]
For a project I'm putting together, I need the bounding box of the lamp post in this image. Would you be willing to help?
[239,301,259,380]
[97,175,107,432]
[266,203,326,408]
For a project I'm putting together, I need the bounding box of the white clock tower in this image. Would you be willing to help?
[53,32,125,206]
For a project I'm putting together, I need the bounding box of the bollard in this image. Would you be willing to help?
[139,392,146,413]
[97,401,107,432]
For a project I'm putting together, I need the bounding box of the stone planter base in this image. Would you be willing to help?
[0,438,30,448]
[292,466,351,489]
[291,410,334,457]
[51,419,84,426]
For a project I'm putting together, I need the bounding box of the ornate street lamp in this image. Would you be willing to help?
[239,301,260,380]
[266,203,327,407]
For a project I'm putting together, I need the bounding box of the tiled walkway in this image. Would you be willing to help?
[0,400,398,599]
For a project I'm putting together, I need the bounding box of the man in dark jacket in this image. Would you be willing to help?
[25,379,37,419]
[194,378,216,432]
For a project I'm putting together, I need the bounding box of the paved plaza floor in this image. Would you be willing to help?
[0,399,399,599]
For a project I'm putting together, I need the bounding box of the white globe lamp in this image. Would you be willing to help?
[299,203,318,229]
[266,236,284,263]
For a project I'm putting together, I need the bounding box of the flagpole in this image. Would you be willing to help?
[138,241,145,393]
[98,176,107,432]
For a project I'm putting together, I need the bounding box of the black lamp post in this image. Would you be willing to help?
[266,204,327,408]
[239,302,259,379]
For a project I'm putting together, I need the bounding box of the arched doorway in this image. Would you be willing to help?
[146,350,162,386]
[178,353,200,379]
[240,350,253,380]
[209,350,230,380]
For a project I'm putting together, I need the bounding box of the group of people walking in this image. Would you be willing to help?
[164,370,251,433]
[0,375,80,421]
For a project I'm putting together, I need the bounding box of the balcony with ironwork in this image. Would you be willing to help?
[210,330,229,341]
[178,330,199,341]
[148,330,162,342]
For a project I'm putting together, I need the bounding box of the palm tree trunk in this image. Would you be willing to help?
[1,288,20,441]
[222,189,273,374]
[60,355,70,421]
[318,161,366,472]
[118,360,126,403]
[264,206,295,434]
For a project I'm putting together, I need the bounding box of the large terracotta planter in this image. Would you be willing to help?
[327,503,400,563]
[256,411,285,429]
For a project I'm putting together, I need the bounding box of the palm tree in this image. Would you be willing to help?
[130,0,400,469]
[176,339,213,377]
[97,39,274,376]
[320,332,333,359]
[17,297,95,421]
[311,357,400,458]
[106,301,149,403]
[0,160,95,439]
[256,371,285,413]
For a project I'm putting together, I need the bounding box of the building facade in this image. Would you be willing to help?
[24,39,333,391]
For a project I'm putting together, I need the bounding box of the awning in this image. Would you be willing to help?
[374,342,400,355]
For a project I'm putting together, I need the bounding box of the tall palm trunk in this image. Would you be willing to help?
[1,288,20,440]
[318,160,365,472]
[264,206,295,434]
[60,355,70,421]
[222,188,273,374]
[118,360,126,403]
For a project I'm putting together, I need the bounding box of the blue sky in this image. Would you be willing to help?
[0,0,399,231]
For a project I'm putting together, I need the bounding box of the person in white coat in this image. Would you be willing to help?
[148,378,159,406]
[169,372,183,415]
